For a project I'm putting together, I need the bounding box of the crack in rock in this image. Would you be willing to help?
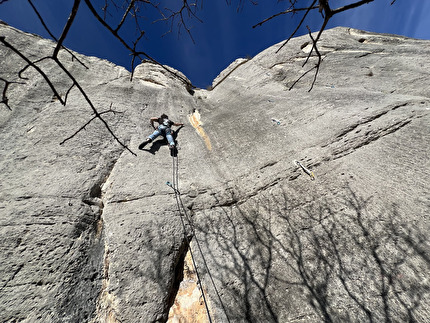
[322,101,422,159]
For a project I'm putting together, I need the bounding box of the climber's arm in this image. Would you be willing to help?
[150,117,158,129]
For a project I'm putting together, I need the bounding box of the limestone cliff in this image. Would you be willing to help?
[0,22,429,323]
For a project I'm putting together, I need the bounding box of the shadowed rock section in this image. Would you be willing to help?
[1,23,429,322]
[168,249,210,322]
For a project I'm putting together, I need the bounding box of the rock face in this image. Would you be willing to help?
[1,22,429,323]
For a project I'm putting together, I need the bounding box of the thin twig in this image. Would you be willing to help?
[114,0,134,32]
[331,0,374,15]
[252,0,379,91]
[84,0,150,57]
[18,56,52,80]
[0,36,65,104]
[294,14,329,91]
[53,0,82,58]
[0,77,25,110]
[84,0,192,86]
[305,26,323,92]
[64,83,76,103]
[27,0,57,40]
[54,57,136,155]
[288,64,317,91]
[27,0,88,69]
[253,5,318,29]
[276,0,318,53]
[159,1,202,43]
[59,106,122,145]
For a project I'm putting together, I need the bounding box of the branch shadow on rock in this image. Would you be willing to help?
[103,216,188,323]
[191,185,430,322]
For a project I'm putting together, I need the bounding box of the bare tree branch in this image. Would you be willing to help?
[287,63,317,91]
[60,104,123,146]
[53,56,137,155]
[1,0,206,156]
[304,26,323,92]
[1,33,134,153]
[63,83,76,104]
[19,56,53,75]
[158,1,203,43]
[0,36,65,104]
[0,78,12,110]
[1,0,393,155]
[84,1,155,62]
[27,0,88,69]
[53,0,81,58]
[83,0,192,86]
[276,0,318,53]
[331,0,374,15]
[253,0,376,90]
[0,77,25,110]
[27,0,57,40]
[252,4,319,29]
[114,0,135,32]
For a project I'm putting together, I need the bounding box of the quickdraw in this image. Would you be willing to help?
[294,160,315,180]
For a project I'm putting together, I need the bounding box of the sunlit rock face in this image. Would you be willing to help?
[167,250,209,323]
[1,22,429,323]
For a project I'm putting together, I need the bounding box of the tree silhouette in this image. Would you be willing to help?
[0,0,397,149]
[252,0,397,90]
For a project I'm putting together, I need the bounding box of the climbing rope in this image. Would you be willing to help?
[168,150,231,323]
[169,151,213,323]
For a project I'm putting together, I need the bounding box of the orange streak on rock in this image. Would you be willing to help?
[189,110,212,151]
[167,251,210,323]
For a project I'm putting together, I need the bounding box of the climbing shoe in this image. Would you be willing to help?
[138,139,150,149]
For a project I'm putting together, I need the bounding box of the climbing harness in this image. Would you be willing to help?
[167,151,231,323]
[294,160,315,180]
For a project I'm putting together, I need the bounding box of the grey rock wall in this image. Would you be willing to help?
[0,22,196,323]
[1,22,429,323]
[189,27,430,323]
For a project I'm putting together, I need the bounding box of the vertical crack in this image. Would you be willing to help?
[167,240,210,323]
[90,246,120,323]
[54,152,123,322]
[88,154,123,323]
[165,238,188,320]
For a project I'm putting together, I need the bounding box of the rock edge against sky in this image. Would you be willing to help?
[0,23,429,322]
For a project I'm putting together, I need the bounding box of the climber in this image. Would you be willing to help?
[138,114,184,150]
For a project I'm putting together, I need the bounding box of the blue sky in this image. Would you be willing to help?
[1,1,429,88]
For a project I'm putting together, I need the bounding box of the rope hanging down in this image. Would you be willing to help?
[168,152,212,323]
[167,152,231,323]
